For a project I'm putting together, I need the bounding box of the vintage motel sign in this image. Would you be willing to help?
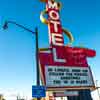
[39,0,96,91]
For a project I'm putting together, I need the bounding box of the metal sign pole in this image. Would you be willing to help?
[35,28,41,100]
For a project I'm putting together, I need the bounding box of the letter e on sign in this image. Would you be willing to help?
[52,33,64,46]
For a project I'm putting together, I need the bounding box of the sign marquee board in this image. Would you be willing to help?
[45,66,93,87]
[39,47,96,91]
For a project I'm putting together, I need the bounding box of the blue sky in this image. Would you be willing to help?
[0,0,99,99]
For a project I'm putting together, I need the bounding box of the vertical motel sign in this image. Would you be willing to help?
[39,0,96,91]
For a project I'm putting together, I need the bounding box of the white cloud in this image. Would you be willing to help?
[0,88,32,100]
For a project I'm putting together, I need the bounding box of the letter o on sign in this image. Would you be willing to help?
[49,10,59,20]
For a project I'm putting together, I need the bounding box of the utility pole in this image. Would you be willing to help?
[3,21,40,100]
